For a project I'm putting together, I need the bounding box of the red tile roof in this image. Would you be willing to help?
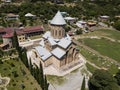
[2,33,13,38]
[23,26,44,33]
[0,28,6,33]
[1,26,44,38]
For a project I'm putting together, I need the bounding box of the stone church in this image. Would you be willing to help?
[32,11,80,69]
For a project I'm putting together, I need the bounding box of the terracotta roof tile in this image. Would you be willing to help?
[1,26,44,38]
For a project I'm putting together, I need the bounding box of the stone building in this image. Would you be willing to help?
[0,26,44,49]
[32,11,81,69]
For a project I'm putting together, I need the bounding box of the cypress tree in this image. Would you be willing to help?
[39,62,44,89]
[35,64,39,82]
[12,31,19,51]
[44,75,49,90]
[18,47,22,59]
[23,48,29,68]
[81,76,85,90]
[29,58,33,73]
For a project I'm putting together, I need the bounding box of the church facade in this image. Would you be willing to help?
[32,11,80,69]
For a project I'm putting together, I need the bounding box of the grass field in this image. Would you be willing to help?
[77,28,120,74]
[100,29,120,40]
[79,47,119,75]
[0,59,41,90]
[86,63,97,74]
[81,38,120,62]
[81,29,120,40]
[47,75,65,85]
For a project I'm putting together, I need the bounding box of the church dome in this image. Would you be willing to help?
[50,11,66,25]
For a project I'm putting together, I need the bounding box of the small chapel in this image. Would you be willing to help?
[32,11,80,69]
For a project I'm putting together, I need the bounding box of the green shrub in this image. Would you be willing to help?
[113,21,120,31]
[75,29,82,35]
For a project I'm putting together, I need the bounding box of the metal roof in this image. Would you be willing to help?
[39,39,45,47]
[58,38,72,49]
[43,31,51,39]
[48,38,57,46]
[50,11,66,25]
[25,13,36,17]
[34,46,52,61]
[51,47,66,59]
[42,31,72,49]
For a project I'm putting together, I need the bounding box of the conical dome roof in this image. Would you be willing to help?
[50,11,66,25]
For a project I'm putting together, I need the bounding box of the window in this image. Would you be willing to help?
[19,37,21,40]
[59,30,61,36]
[55,30,57,36]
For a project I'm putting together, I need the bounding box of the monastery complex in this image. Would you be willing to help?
[0,10,86,75]
[30,11,85,74]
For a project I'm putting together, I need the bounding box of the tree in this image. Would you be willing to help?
[115,70,120,85]
[0,49,4,57]
[81,76,85,90]
[65,25,71,32]
[12,31,19,51]
[113,21,120,31]
[88,69,120,90]
[20,17,26,26]
[29,58,33,74]
[28,62,49,90]
[75,29,82,35]
[44,75,49,90]
[39,62,44,89]
[21,48,29,68]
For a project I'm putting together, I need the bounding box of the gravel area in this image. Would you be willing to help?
[49,66,90,90]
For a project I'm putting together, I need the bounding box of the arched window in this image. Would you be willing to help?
[59,30,61,36]
[55,30,57,36]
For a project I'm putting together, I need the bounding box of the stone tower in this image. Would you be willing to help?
[50,11,66,39]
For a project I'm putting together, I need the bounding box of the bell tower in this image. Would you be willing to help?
[50,11,66,39]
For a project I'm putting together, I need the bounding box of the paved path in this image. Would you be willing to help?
[49,66,90,90]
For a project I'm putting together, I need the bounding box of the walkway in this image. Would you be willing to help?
[48,65,90,90]
[44,60,84,76]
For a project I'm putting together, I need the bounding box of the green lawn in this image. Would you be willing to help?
[81,29,120,40]
[86,63,97,74]
[79,47,119,75]
[77,29,120,74]
[100,29,120,40]
[47,75,65,85]
[0,59,41,90]
[82,38,120,62]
